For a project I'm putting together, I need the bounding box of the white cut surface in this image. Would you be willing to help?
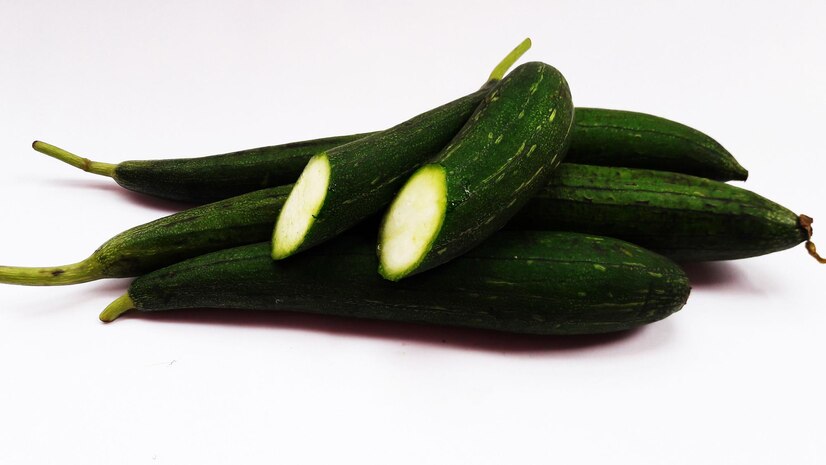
[379,164,447,279]
[272,153,330,258]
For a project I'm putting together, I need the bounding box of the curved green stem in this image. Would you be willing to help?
[487,38,532,83]
[32,141,116,177]
[0,258,101,286]
[99,294,136,322]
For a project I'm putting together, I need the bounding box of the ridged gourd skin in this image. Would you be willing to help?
[379,61,574,280]
[112,135,367,203]
[107,163,804,274]
[125,231,691,335]
[570,108,748,181]
[106,108,744,204]
[510,164,807,261]
[274,86,493,257]
[95,186,291,278]
[2,163,798,286]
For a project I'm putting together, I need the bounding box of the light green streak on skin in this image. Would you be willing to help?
[32,141,117,177]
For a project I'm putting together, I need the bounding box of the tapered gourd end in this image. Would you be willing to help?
[31,141,117,177]
[99,294,136,322]
[698,132,748,181]
[272,153,330,260]
[727,158,749,182]
[378,164,447,281]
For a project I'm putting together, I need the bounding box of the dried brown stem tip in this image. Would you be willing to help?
[799,214,826,264]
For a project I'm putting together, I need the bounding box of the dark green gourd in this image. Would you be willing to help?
[570,108,747,181]
[270,40,534,259]
[2,164,818,287]
[100,231,691,336]
[509,164,810,261]
[0,186,291,285]
[379,61,574,280]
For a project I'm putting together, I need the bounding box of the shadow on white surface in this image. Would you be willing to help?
[681,261,762,292]
[112,306,675,355]
[7,279,132,315]
[47,177,194,213]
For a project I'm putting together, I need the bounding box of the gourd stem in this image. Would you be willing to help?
[806,242,826,264]
[487,38,532,83]
[99,294,136,322]
[799,214,825,264]
[0,258,100,286]
[32,141,116,177]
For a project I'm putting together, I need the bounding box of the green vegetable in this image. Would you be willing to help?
[32,135,370,203]
[3,165,819,286]
[570,108,747,181]
[99,231,691,336]
[0,186,292,285]
[271,40,532,260]
[34,106,745,204]
[508,164,814,261]
[378,61,574,280]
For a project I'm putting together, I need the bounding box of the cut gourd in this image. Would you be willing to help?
[378,165,447,279]
[272,154,330,259]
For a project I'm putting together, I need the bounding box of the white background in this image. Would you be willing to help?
[1,1,825,463]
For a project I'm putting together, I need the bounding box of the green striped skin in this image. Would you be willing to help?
[570,108,748,181]
[94,186,290,277]
[510,164,807,261]
[274,86,494,257]
[380,62,574,280]
[0,186,291,285]
[122,231,690,335]
[1,162,800,287]
[112,134,367,203]
[51,108,744,204]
